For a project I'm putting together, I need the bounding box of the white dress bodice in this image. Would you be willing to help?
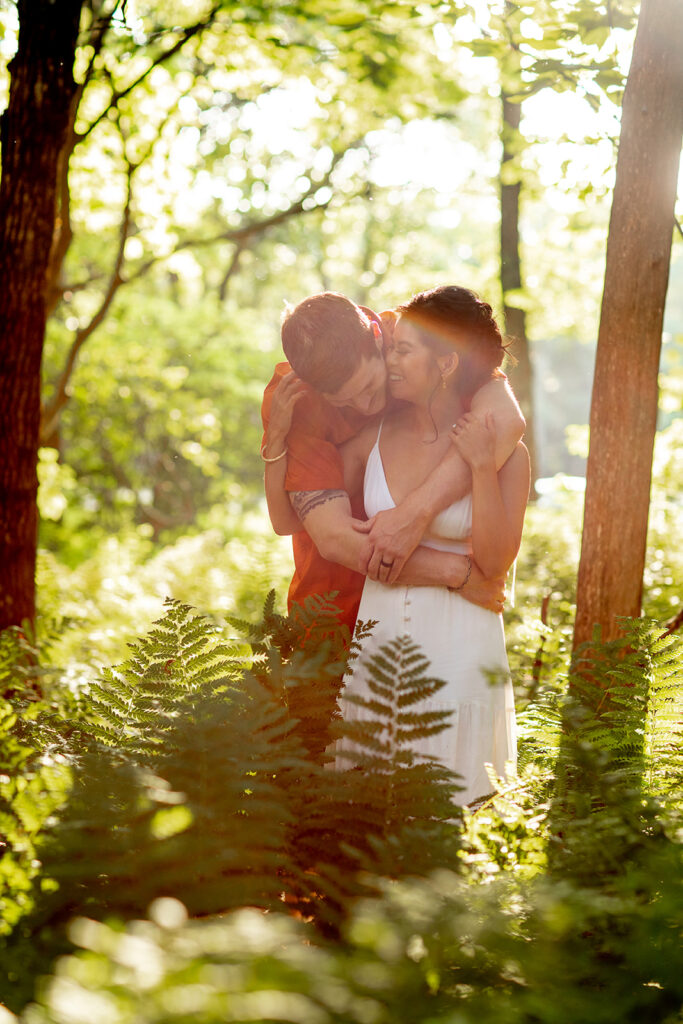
[363,432,472,555]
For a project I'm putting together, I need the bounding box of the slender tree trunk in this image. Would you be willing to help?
[0,0,82,631]
[500,91,538,492]
[573,0,683,649]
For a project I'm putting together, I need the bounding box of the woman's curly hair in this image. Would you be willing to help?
[396,285,508,407]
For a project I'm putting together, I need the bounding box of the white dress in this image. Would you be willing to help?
[338,426,517,805]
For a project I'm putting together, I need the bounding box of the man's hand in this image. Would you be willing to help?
[451,412,497,472]
[263,371,306,457]
[459,560,507,613]
[353,504,426,583]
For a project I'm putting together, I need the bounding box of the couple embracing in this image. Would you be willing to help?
[261,286,529,805]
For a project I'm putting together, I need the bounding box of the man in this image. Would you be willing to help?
[261,291,525,634]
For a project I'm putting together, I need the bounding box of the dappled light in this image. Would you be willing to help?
[0,0,682,1019]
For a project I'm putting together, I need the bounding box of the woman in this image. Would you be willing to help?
[336,285,529,805]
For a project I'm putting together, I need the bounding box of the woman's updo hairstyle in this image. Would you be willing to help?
[396,285,508,407]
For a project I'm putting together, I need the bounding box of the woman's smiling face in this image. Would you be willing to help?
[386,317,442,403]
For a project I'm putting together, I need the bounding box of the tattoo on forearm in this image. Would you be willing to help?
[290,490,347,521]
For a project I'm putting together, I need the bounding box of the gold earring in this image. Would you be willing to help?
[441,374,448,389]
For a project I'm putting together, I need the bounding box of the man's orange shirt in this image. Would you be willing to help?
[262,362,368,633]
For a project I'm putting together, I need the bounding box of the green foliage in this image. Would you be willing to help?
[35,508,293,670]
[228,595,464,915]
[0,596,465,1010]
[0,630,77,1008]
[227,588,353,762]
[16,650,683,1024]
[4,8,683,1016]
[22,601,303,932]
[506,422,683,707]
[24,0,652,568]
[2,601,683,1021]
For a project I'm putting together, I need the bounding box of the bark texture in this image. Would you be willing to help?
[573,0,683,648]
[0,0,82,630]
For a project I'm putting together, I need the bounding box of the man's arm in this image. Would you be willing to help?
[261,370,309,536]
[290,490,505,611]
[362,376,525,582]
[264,452,303,536]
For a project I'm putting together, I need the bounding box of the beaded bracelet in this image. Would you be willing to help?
[448,554,472,593]
[260,444,288,463]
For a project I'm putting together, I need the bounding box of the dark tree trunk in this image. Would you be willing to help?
[500,91,537,492]
[0,0,82,631]
[573,0,683,649]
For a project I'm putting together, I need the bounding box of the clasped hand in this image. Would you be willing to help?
[353,504,424,583]
[449,411,497,471]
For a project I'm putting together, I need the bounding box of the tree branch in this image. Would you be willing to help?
[99,444,195,537]
[45,155,75,315]
[218,240,247,302]
[661,606,683,639]
[44,0,168,313]
[40,153,135,444]
[44,0,121,314]
[59,272,107,295]
[41,142,358,439]
[78,3,222,142]
[81,1,121,89]
[123,145,352,287]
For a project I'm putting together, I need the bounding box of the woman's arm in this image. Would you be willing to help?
[451,412,530,579]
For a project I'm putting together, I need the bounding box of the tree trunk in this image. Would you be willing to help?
[500,91,538,492]
[573,0,683,649]
[0,0,82,631]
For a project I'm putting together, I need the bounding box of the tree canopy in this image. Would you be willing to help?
[0,0,680,644]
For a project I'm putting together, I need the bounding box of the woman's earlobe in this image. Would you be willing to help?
[439,353,458,381]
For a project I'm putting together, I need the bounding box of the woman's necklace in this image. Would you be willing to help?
[403,407,461,445]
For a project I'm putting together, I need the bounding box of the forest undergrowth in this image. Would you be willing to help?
[1,585,683,1023]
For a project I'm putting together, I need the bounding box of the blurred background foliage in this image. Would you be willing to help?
[0,0,679,666]
[1,1,682,1016]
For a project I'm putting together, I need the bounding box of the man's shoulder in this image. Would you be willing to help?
[263,361,316,417]
[263,361,292,396]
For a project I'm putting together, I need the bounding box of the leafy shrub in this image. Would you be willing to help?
[2,603,682,1021]
[0,596,465,1010]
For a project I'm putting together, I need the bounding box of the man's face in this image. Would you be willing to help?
[321,351,388,416]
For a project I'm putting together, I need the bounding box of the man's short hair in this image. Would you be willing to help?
[281,292,380,394]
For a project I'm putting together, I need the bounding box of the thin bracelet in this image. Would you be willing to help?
[449,554,472,593]
[261,444,288,463]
